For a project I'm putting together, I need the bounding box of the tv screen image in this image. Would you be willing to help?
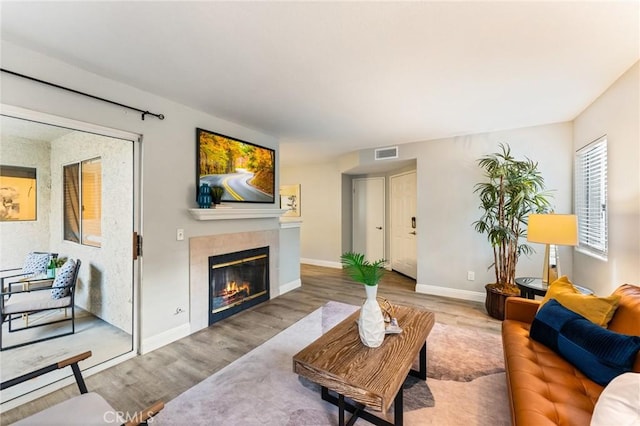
[196,128,275,204]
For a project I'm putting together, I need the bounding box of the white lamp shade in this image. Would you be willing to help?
[527,214,578,246]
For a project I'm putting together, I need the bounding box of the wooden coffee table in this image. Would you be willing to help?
[293,304,435,426]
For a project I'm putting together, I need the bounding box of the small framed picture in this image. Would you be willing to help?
[0,165,37,221]
[280,184,300,217]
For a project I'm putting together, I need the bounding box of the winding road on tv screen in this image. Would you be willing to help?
[201,170,272,203]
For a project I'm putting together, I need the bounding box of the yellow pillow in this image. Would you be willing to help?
[538,276,620,327]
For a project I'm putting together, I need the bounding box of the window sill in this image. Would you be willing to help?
[575,247,608,262]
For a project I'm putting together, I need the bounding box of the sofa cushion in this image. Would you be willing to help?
[502,318,602,426]
[607,284,640,336]
[539,276,620,327]
[590,372,640,426]
[531,299,640,386]
[3,292,71,315]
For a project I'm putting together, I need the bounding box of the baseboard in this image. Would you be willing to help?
[279,278,301,295]
[415,283,485,303]
[300,258,342,269]
[140,323,191,354]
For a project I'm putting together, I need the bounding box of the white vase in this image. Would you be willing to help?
[358,284,386,347]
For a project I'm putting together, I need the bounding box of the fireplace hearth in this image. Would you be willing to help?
[209,246,270,325]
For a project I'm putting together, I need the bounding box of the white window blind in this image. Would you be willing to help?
[574,137,607,259]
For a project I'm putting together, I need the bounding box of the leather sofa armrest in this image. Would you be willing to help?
[504,297,540,324]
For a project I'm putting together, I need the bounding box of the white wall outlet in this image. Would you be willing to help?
[467,271,475,281]
[176,228,184,241]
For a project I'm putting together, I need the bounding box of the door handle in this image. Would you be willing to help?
[376,226,383,230]
[409,231,416,235]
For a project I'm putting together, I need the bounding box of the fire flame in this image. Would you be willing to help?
[221,280,251,296]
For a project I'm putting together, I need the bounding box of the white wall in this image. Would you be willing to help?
[49,131,133,333]
[281,161,343,268]
[362,123,575,297]
[279,222,301,292]
[286,122,574,299]
[0,136,51,266]
[573,61,640,293]
[0,41,282,346]
[410,123,574,296]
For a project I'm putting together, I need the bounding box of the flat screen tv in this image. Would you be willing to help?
[196,128,275,204]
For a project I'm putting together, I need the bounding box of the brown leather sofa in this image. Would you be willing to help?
[502,284,640,426]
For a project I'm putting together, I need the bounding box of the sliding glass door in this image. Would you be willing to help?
[0,109,141,407]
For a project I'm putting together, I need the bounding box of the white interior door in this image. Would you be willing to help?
[352,177,385,261]
[390,171,417,279]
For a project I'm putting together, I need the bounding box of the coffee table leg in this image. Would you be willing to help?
[394,384,403,425]
[409,341,427,380]
[322,386,395,426]
[338,393,345,426]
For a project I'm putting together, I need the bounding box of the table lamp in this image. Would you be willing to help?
[527,214,578,284]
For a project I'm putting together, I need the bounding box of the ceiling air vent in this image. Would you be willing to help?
[374,146,399,160]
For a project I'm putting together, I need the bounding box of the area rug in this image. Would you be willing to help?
[155,302,510,426]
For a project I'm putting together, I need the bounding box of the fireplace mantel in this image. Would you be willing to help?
[188,208,288,221]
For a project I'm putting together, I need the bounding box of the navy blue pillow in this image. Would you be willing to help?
[530,299,640,386]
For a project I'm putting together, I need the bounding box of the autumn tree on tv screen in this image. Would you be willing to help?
[197,129,275,203]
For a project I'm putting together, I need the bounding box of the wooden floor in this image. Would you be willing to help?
[1,264,500,424]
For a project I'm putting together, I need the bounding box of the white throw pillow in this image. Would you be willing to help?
[591,372,640,426]
[51,259,76,299]
[23,252,51,275]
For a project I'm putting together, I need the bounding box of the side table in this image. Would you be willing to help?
[515,277,593,300]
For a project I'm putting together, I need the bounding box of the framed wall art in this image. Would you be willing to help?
[280,184,300,217]
[0,165,37,221]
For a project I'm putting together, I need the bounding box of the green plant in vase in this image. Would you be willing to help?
[340,252,387,347]
[340,252,386,286]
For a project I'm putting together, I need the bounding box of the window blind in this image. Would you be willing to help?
[574,136,607,258]
[81,158,102,247]
[63,163,80,243]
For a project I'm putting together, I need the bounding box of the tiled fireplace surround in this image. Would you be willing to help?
[189,230,280,332]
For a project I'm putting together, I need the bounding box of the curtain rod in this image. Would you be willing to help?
[1,68,165,121]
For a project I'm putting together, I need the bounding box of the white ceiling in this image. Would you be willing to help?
[0,116,73,143]
[1,1,638,166]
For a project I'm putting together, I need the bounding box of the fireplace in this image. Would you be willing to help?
[209,246,270,325]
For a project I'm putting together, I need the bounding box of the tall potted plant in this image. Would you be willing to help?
[473,143,552,320]
[340,252,387,347]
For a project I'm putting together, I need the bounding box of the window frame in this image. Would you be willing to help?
[63,156,102,248]
[574,136,608,260]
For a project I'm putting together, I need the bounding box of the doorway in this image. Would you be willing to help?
[390,171,417,279]
[352,177,385,261]
[0,107,140,407]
